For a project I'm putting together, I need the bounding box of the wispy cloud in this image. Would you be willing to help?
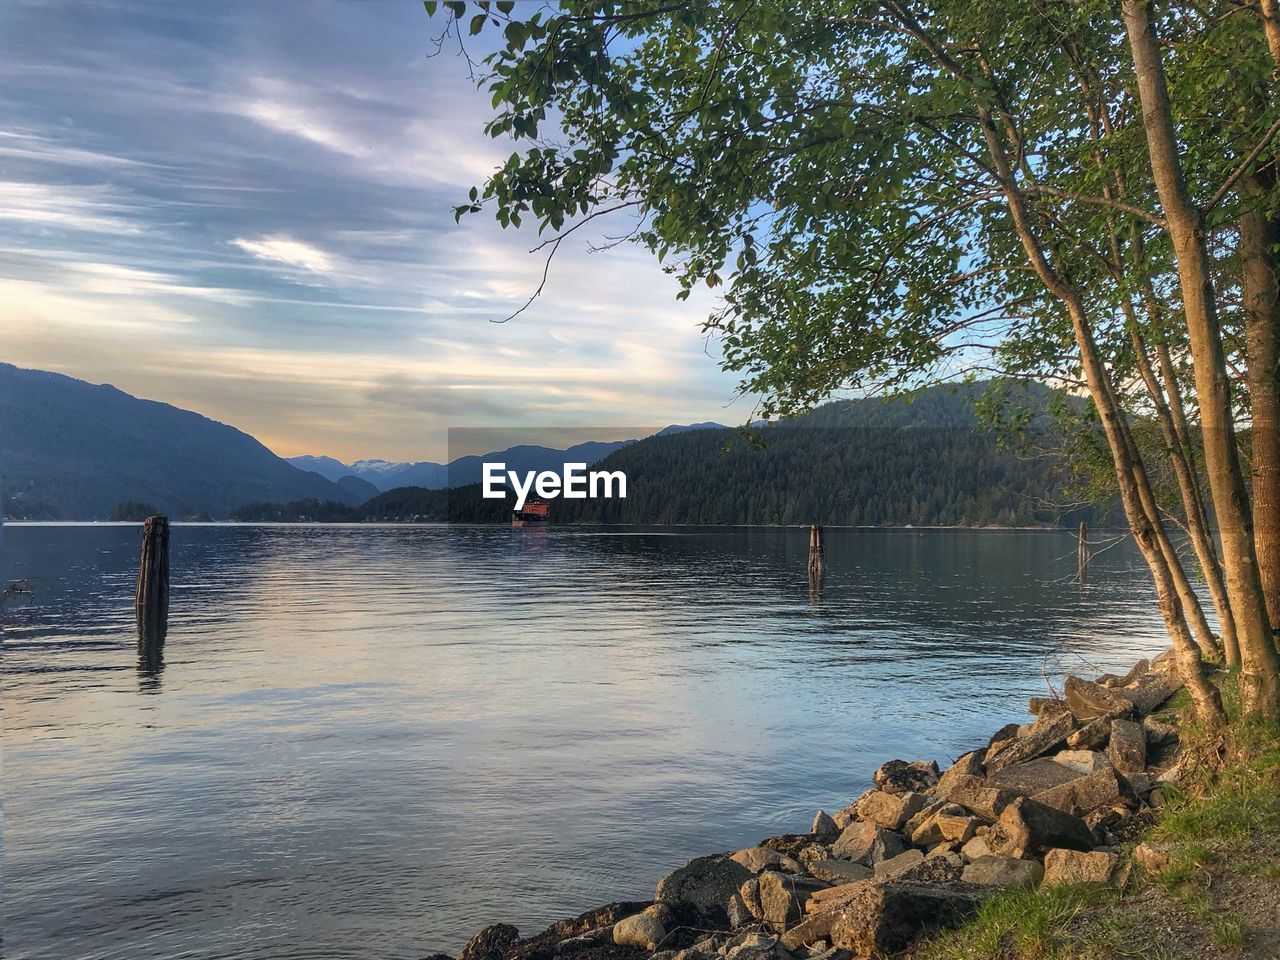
[231,234,336,274]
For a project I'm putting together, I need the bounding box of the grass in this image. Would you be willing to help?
[917,675,1280,960]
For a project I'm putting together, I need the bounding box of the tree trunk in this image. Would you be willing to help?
[1123,0,1280,718]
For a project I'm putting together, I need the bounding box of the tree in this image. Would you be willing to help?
[430,0,1280,721]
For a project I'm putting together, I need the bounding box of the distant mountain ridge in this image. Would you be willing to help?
[288,422,726,491]
[0,363,362,520]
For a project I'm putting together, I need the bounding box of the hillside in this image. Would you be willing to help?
[0,363,361,520]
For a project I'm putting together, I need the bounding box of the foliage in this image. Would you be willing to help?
[110,500,161,522]
[230,499,360,523]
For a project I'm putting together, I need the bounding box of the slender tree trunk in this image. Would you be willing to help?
[972,108,1225,727]
[1123,0,1280,718]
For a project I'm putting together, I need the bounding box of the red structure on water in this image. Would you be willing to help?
[512,498,549,527]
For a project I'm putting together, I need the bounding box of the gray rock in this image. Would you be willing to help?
[757,872,828,929]
[908,803,967,846]
[806,859,872,885]
[657,855,755,925]
[810,810,839,839]
[1052,750,1110,774]
[1033,766,1124,817]
[995,796,1095,858]
[1107,719,1146,775]
[614,909,668,950]
[987,757,1083,796]
[459,924,521,960]
[831,821,906,866]
[937,775,1018,820]
[872,760,940,796]
[779,911,842,951]
[731,847,804,875]
[985,710,1074,773]
[872,849,925,879]
[1065,716,1113,750]
[1142,715,1179,746]
[961,855,1044,890]
[935,751,986,798]
[1042,848,1121,886]
[726,893,754,930]
[960,835,994,862]
[854,790,927,831]
[829,883,987,959]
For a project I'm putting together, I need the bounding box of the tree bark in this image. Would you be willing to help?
[1123,0,1280,717]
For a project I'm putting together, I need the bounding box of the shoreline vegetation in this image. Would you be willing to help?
[435,656,1277,960]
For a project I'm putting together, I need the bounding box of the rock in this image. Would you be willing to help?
[1065,716,1112,750]
[908,803,967,846]
[902,798,948,839]
[854,790,927,831]
[995,796,1095,858]
[810,811,839,840]
[1142,715,1179,746]
[760,835,816,859]
[985,710,1074,773]
[829,883,987,959]
[987,757,1084,796]
[779,909,843,951]
[541,902,654,941]
[614,909,668,950]
[1064,676,1133,720]
[935,751,986,797]
[960,835,994,862]
[832,806,858,830]
[1125,771,1153,796]
[1134,842,1174,873]
[672,941,720,960]
[1042,848,1121,886]
[988,722,1022,747]
[806,859,872,885]
[805,880,873,914]
[872,759,940,796]
[757,872,829,929]
[1119,674,1181,715]
[739,879,762,920]
[831,821,906,866]
[1098,659,1150,688]
[936,812,985,844]
[460,925,521,960]
[723,932,780,960]
[961,855,1044,890]
[872,849,925,879]
[1034,766,1124,817]
[726,894,753,930]
[657,855,755,925]
[1108,719,1146,775]
[894,851,963,885]
[731,848,804,874]
[938,775,1018,820]
[1053,750,1111,774]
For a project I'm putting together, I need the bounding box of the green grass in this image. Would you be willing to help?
[919,884,1115,960]
[1209,915,1248,951]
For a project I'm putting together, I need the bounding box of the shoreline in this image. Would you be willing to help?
[442,652,1189,960]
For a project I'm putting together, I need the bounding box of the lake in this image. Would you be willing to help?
[2,524,1178,960]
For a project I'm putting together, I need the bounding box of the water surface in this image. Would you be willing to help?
[3,524,1176,960]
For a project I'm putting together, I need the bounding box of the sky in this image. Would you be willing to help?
[0,0,751,462]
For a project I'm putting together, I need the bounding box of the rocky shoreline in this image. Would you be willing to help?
[437,652,1190,960]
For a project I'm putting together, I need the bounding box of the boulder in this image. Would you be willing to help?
[779,909,843,951]
[1134,842,1174,874]
[893,851,963,885]
[936,751,986,798]
[854,790,927,831]
[656,855,755,925]
[1063,676,1132,721]
[872,759,940,796]
[831,821,906,866]
[739,878,762,920]
[1142,715,1179,746]
[540,902,653,942]
[759,835,815,858]
[1119,673,1181,715]
[1098,659,1150,688]
[1065,716,1112,750]
[988,722,1022,748]
[960,835,994,862]
[805,880,873,915]
[1107,719,1146,775]
[810,810,839,839]
[938,775,1018,820]
[723,932,780,960]
[614,909,668,950]
[829,883,987,959]
[726,893,753,930]
[730,848,803,875]
[909,803,967,846]
[1053,750,1111,774]
[935,811,985,844]
[757,872,829,929]
[961,855,1044,890]
[832,805,859,830]
[806,859,872,885]
[1042,848,1121,886]
[459,925,521,960]
[987,757,1084,796]
[902,798,949,839]
[872,849,925,880]
[995,796,1095,858]
[985,710,1074,773]
[1033,766,1124,817]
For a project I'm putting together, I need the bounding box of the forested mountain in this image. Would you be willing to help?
[0,363,361,519]
[237,383,1111,527]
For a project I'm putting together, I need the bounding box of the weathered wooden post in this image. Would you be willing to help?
[808,523,826,575]
[1077,521,1089,581]
[136,514,170,643]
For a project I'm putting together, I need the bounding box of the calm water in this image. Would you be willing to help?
[3,524,1178,960]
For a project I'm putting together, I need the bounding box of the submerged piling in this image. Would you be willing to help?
[808,524,826,576]
[136,514,170,644]
[1077,521,1089,581]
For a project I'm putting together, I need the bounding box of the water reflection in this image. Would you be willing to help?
[3,524,1182,960]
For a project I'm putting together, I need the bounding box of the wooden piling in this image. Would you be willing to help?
[136,514,170,642]
[808,524,826,575]
[1077,521,1089,581]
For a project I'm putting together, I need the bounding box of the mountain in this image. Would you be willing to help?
[335,474,380,501]
[0,363,362,520]
[287,439,633,492]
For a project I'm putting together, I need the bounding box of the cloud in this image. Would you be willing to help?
[0,180,144,234]
[231,234,336,274]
